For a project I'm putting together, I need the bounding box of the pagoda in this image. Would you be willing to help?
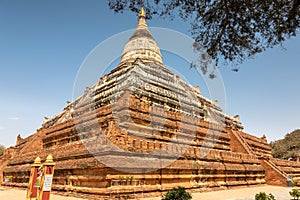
[1,8,299,199]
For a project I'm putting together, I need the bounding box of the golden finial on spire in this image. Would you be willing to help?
[139,7,146,18]
[137,7,148,29]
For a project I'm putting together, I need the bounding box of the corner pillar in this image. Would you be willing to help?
[26,157,41,200]
[38,155,55,200]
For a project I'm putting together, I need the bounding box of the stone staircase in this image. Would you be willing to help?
[228,129,255,155]
[228,129,289,186]
[259,157,287,186]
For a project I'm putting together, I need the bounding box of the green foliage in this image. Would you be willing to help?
[255,192,276,200]
[0,145,5,156]
[125,175,133,181]
[293,178,299,187]
[290,188,300,200]
[271,129,300,159]
[162,187,192,200]
[108,0,300,74]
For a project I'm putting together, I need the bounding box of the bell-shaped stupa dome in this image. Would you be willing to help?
[121,8,163,64]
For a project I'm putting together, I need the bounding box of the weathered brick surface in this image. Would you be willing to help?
[271,158,300,181]
[1,102,267,198]
[0,62,273,199]
[239,132,272,157]
[259,158,287,186]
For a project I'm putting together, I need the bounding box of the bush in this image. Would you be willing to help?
[290,188,300,200]
[292,179,299,187]
[162,187,192,200]
[255,192,276,200]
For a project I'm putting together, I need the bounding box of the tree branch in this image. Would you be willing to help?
[212,0,229,53]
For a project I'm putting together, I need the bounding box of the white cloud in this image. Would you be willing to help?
[8,117,20,120]
[0,126,4,130]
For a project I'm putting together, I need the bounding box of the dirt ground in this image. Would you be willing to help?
[0,185,294,200]
[144,185,293,200]
[0,187,84,200]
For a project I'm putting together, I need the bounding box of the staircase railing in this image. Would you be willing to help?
[231,130,255,155]
[263,158,287,178]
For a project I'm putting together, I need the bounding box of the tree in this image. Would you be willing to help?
[0,145,5,156]
[107,0,300,76]
[271,129,300,159]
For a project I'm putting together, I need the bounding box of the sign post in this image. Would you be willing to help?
[26,157,41,200]
[38,155,55,200]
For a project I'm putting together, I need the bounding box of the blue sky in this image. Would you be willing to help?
[0,0,299,147]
